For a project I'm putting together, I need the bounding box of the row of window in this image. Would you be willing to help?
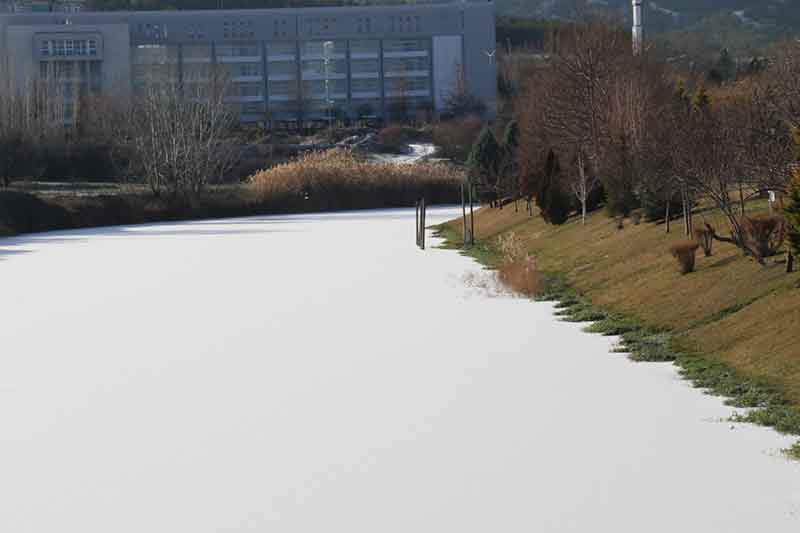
[40,38,98,57]
[132,40,427,63]
[142,60,427,81]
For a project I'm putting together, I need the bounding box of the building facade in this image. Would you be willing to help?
[0,2,496,124]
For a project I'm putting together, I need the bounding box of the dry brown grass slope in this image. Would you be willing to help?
[444,203,800,404]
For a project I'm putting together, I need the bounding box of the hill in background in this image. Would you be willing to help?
[495,0,800,53]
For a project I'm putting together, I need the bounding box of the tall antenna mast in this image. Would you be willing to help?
[632,0,643,54]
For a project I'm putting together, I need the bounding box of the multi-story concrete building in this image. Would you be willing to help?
[0,2,496,124]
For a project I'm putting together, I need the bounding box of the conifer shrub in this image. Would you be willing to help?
[742,214,785,259]
[785,166,800,262]
[693,225,715,257]
[640,183,682,223]
[669,241,700,274]
[535,150,571,225]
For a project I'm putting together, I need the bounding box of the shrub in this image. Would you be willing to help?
[432,116,483,162]
[742,214,785,259]
[693,225,714,257]
[249,149,463,211]
[669,241,700,274]
[640,183,682,223]
[498,258,544,296]
[0,191,71,234]
[496,232,543,296]
[375,125,415,153]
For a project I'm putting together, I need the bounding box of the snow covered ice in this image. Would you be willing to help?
[1,206,799,532]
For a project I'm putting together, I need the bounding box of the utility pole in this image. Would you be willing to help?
[632,0,643,55]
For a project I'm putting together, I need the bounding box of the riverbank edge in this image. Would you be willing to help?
[0,187,459,239]
[434,223,800,460]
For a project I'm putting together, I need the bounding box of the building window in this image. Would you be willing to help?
[350,40,379,56]
[351,58,379,74]
[268,41,296,58]
[351,78,379,93]
[384,57,428,73]
[217,43,260,58]
[228,63,262,78]
[383,40,428,54]
[268,61,296,77]
[40,40,51,56]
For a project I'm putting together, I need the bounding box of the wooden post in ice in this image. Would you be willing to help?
[468,183,476,246]
[461,182,468,245]
[415,200,420,247]
[420,196,426,250]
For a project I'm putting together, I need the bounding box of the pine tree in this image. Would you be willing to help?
[467,127,501,205]
[785,130,800,272]
[783,177,800,254]
[535,149,571,225]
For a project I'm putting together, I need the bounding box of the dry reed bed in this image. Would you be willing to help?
[249,149,463,212]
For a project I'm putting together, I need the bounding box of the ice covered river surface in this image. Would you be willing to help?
[1,206,799,532]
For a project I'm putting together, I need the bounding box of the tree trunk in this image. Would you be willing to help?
[739,184,746,216]
[788,251,795,274]
[581,198,587,225]
[665,195,671,234]
[681,187,689,236]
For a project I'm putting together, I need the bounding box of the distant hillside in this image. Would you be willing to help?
[495,0,800,52]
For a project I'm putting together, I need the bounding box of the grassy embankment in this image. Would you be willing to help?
[438,202,800,459]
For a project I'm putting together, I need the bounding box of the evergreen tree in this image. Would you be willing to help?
[467,127,502,204]
[785,174,800,257]
[786,130,800,269]
[535,149,571,225]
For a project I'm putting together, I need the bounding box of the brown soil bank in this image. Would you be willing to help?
[443,204,800,405]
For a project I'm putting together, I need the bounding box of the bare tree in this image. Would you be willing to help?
[537,18,629,223]
[120,67,239,197]
[0,59,66,187]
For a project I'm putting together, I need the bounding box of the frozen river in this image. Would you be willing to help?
[1,207,799,532]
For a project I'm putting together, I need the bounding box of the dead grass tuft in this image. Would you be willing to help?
[496,232,545,296]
